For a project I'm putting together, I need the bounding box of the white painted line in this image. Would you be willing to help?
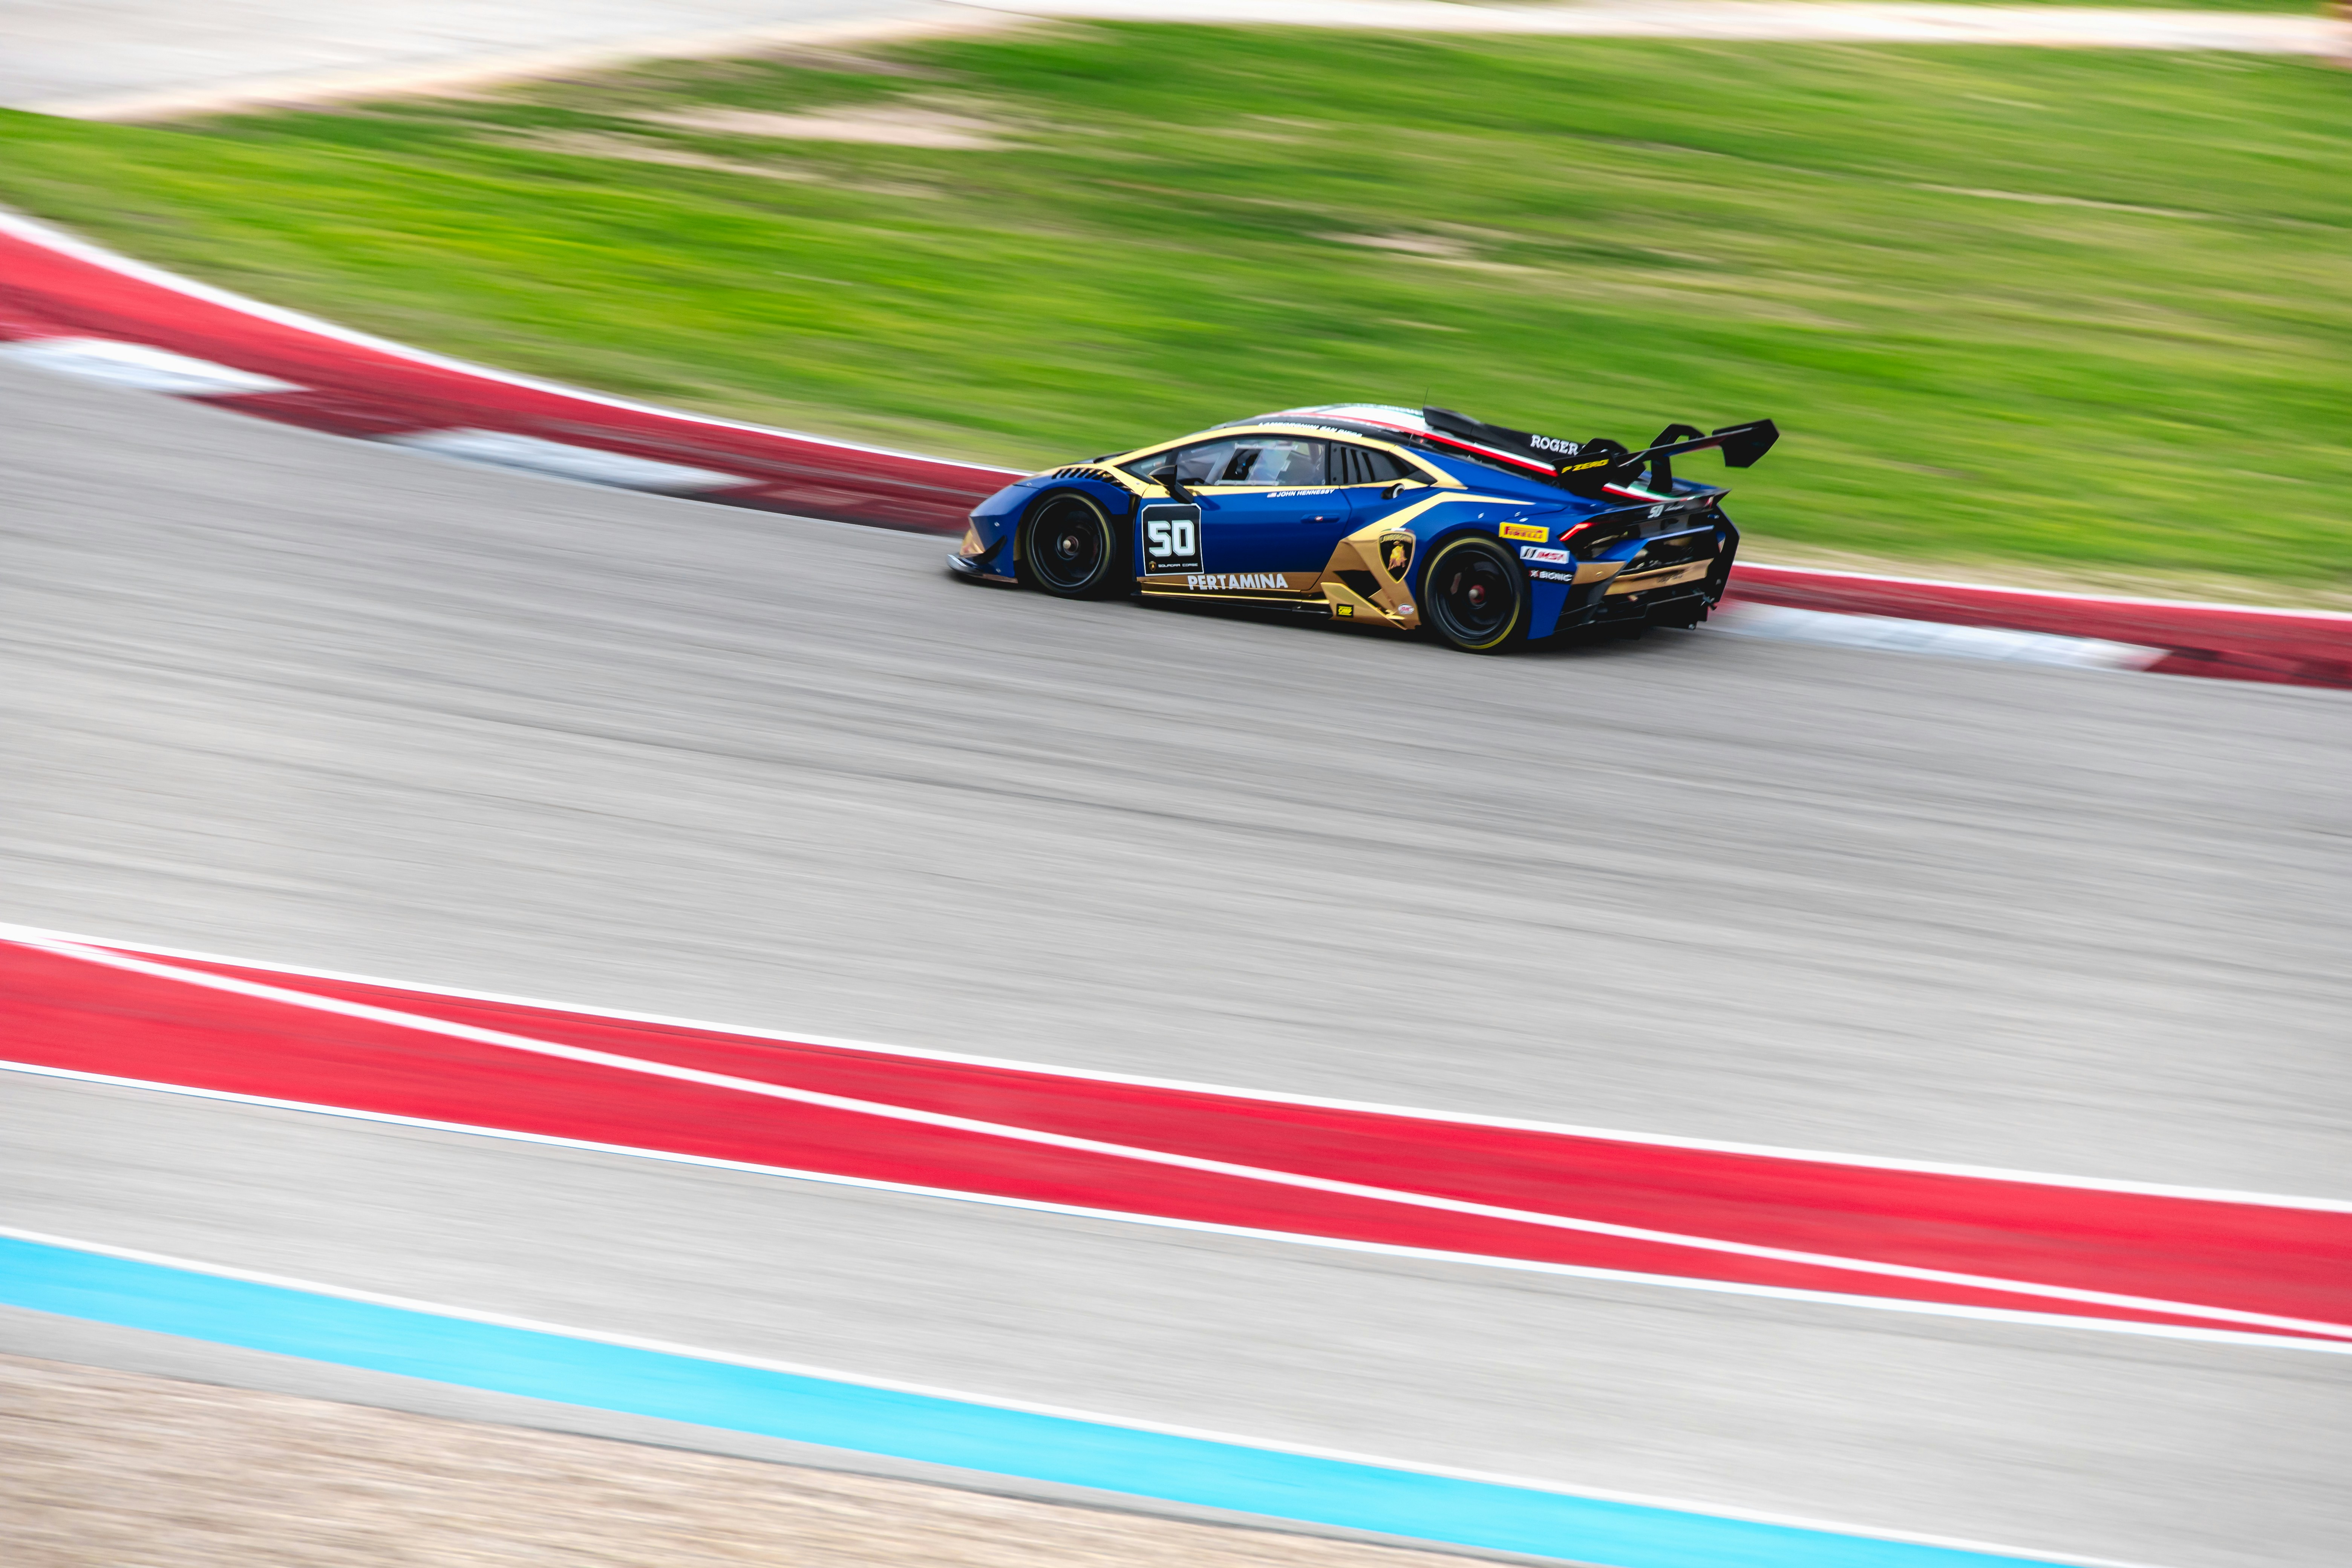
[1715,603,2168,671]
[0,336,300,397]
[9,1055,2346,1359]
[12,930,2349,1341]
[380,427,750,493]
[0,207,1021,474]
[0,1219,2185,1568]
[5,920,2345,1215]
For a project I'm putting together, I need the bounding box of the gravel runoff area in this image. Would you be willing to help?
[0,1353,1485,1568]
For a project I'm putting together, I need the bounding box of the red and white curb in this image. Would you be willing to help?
[1722,564,2352,688]
[8,922,2350,1351]
[0,209,1015,532]
[3,207,2345,687]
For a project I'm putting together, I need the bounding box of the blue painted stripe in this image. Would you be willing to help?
[0,1235,2073,1568]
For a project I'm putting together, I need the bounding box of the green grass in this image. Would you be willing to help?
[1,31,2346,594]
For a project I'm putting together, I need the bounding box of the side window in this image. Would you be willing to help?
[1122,437,1325,488]
[1331,444,1414,486]
[1221,438,1325,487]
[1123,438,1237,487]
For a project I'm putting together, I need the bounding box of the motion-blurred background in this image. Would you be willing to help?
[3,6,2346,1568]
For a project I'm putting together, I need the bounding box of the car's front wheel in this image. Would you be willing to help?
[1018,492,1129,598]
[1421,535,1528,653]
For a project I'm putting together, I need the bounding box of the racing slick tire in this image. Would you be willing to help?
[1018,491,1129,599]
[1421,535,1529,654]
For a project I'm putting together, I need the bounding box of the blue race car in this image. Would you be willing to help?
[945,409,1769,653]
[947,404,1777,653]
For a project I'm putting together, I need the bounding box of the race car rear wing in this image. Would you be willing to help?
[1565,420,1780,497]
[1424,407,1777,497]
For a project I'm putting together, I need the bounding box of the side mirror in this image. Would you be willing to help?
[1151,466,1195,504]
[1382,480,1417,500]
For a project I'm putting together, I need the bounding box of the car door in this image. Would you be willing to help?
[1125,436,1346,577]
[1327,441,1427,531]
[1318,441,1434,611]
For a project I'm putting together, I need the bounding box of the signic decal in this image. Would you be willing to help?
[1527,569,1577,584]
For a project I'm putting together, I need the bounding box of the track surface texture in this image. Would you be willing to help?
[3,359,2349,1566]
[0,0,946,117]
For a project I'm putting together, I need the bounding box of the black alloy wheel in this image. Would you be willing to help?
[1421,535,1529,653]
[1019,492,1127,598]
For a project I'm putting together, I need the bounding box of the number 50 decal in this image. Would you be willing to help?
[1140,502,1204,574]
[1147,515,1196,557]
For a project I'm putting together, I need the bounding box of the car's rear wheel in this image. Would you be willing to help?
[1019,492,1128,598]
[1421,535,1528,653]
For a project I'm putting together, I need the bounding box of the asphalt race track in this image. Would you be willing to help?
[4,356,2349,1566]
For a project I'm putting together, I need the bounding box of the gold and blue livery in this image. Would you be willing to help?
[947,404,1777,653]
